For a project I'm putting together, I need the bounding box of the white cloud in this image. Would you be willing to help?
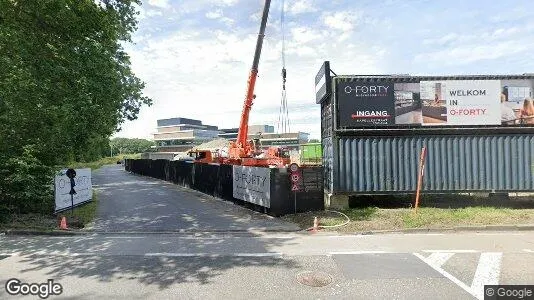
[323,11,361,32]
[147,0,169,9]
[205,9,223,19]
[288,0,318,15]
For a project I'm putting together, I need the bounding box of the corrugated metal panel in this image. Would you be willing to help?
[322,137,334,193]
[335,135,534,193]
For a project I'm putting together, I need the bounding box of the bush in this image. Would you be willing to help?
[0,146,54,217]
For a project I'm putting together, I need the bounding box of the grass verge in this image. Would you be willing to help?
[282,207,534,233]
[0,191,99,232]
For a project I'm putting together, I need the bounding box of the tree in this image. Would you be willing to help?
[0,0,151,214]
[110,138,155,155]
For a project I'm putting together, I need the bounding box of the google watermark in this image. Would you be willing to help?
[485,285,534,299]
[5,278,63,299]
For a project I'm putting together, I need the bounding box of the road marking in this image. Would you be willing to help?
[471,252,502,300]
[523,249,534,253]
[422,250,478,253]
[102,236,145,239]
[426,252,455,268]
[414,253,477,299]
[475,233,524,236]
[144,252,283,257]
[402,233,445,236]
[329,251,390,255]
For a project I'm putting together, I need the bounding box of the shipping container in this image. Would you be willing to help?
[315,61,534,196]
[300,143,322,165]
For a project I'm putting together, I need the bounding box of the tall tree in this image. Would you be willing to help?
[0,0,151,214]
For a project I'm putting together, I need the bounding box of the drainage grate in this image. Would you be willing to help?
[296,271,333,287]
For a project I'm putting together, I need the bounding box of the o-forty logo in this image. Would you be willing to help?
[344,85,389,96]
[449,89,487,96]
[234,172,267,187]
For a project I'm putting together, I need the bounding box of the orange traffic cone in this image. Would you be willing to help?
[59,216,68,230]
[309,216,319,233]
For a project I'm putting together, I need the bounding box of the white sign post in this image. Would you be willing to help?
[54,168,93,213]
[232,166,271,208]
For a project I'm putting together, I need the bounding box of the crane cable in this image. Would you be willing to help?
[277,0,290,134]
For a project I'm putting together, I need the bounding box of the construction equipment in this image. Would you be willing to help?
[193,0,291,168]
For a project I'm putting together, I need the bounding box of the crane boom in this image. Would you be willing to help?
[233,0,271,155]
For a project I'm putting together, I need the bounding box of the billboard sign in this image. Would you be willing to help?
[336,78,534,128]
[232,166,271,208]
[337,81,395,126]
[54,168,92,212]
[420,80,501,125]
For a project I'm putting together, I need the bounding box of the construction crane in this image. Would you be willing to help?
[191,0,291,167]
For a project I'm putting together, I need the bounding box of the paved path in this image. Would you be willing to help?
[91,165,299,232]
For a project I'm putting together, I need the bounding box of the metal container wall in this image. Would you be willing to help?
[334,135,534,193]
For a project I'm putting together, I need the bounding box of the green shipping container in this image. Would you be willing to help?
[300,143,322,165]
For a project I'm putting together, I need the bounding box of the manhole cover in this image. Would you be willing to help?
[296,271,333,287]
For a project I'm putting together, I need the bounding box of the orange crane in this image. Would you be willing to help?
[192,0,291,168]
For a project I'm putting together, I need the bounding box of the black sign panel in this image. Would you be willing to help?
[337,81,395,127]
[315,61,332,104]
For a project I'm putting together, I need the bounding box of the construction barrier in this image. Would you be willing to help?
[124,159,324,216]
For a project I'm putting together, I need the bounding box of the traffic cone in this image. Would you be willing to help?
[59,216,68,230]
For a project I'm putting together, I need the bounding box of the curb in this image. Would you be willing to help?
[1,229,92,236]
[333,224,534,235]
[1,228,302,236]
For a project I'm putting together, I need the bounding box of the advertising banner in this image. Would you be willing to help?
[336,78,534,128]
[420,80,501,125]
[54,168,92,212]
[232,166,271,208]
[337,81,395,126]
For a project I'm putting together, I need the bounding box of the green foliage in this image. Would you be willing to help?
[110,137,155,155]
[0,0,150,215]
[0,146,54,217]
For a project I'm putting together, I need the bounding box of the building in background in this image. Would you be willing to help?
[153,117,310,153]
[218,124,309,151]
[153,117,220,152]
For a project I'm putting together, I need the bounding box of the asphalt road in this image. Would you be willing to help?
[1,166,533,299]
[1,232,533,299]
[91,165,299,232]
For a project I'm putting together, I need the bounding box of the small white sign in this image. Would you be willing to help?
[232,166,271,208]
[54,168,92,212]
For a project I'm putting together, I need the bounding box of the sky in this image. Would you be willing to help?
[115,0,534,140]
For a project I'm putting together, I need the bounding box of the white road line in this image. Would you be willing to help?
[471,252,502,300]
[426,252,455,268]
[422,250,478,253]
[329,251,390,255]
[402,233,445,236]
[471,252,502,299]
[475,233,524,236]
[102,236,145,239]
[523,249,534,253]
[144,252,283,257]
[326,235,368,238]
[414,253,477,299]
